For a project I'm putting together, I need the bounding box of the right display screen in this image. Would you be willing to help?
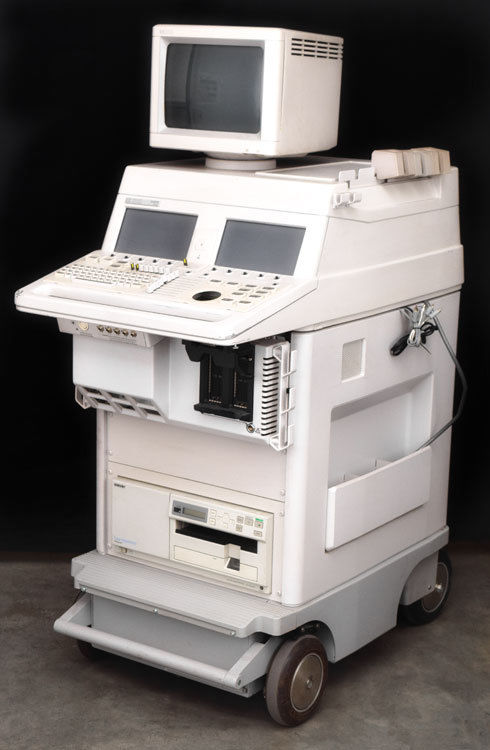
[215,220,305,275]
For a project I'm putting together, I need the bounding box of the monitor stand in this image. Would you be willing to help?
[205,153,277,171]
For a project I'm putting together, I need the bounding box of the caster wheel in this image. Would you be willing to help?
[400,548,452,625]
[77,638,105,661]
[264,634,328,726]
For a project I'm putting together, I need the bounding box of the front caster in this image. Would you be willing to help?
[77,638,105,661]
[400,548,452,625]
[264,634,328,726]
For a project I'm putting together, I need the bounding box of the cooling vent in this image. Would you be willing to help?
[75,385,165,421]
[260,355,280,436]
[291,37,343,60]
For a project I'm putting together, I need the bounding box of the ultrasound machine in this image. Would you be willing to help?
[15,25,464,725]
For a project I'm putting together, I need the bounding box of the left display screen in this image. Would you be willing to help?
[115,208,198,259]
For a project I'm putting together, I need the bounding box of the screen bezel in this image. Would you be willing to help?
[102,194,328,280]
[150,33,284,150]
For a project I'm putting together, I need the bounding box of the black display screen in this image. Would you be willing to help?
[215,220,305,275]
[164,44,263,133]
[115,209,197,259]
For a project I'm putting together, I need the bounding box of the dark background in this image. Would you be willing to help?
[2,0,489,552]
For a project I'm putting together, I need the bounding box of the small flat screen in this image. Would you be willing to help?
[115,208,197,259]
[215,220,306,275]
[182,506,208,521]
[164,44,263,133]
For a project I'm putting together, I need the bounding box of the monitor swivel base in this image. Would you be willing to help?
[205,153,277,171]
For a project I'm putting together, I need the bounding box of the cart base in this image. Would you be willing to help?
[55,527,448,694]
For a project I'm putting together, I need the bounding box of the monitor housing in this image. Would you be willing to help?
[150,25,343,159]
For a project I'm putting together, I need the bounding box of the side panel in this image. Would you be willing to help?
[282,292,459,605]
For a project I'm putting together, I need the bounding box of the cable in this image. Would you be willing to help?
[390,301,467,450]
[418,308,467,449]
[390,320,437,356]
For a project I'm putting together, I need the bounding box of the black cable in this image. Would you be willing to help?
[390,321,437,356]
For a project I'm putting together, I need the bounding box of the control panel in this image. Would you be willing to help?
[170,494,271,541]
[47,250,290,315]
[169,493,273,591]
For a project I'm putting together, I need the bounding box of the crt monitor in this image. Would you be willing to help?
[150,25,343,158]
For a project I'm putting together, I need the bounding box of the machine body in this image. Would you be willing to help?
[15,24,464,726]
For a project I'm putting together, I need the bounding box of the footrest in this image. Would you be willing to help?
[72,550,300,637]
[54,593,281,694]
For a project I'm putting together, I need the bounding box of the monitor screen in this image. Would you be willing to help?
[115,209,197,259]
[164,44,263,133]
[215,220,305,275]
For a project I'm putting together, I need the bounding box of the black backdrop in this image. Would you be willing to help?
[2,0,489,551]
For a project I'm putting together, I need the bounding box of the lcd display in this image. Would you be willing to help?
[115,209,197,259]
[182,506,208,521]
[215,220,306,275]
[164,44,263,133]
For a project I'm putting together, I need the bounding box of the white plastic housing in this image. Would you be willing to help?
[149,25,343,157]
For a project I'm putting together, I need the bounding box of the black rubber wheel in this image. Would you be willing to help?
[264,634,328,726]
[77,638,105,661]
[400,548,452,625]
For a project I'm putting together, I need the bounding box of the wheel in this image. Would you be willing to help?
[400,548,452,625]
[77,638,105,661]
[264,634,328,726]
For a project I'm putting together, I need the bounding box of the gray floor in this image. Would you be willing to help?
[1,544,489,750]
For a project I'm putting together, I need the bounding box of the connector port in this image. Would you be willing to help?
[184,341,254,421]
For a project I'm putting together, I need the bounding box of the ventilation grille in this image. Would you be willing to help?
[291,37,343,60]
[260,355,280,436]
[341,339,366,381]
[75,386,165,421]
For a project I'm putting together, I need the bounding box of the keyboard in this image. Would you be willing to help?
[43,251,292,321]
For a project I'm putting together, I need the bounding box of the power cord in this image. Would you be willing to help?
[390,301,467,449]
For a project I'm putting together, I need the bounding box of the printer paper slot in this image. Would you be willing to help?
[176,522,258,554]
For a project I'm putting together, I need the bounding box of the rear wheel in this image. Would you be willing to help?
[400,548,452,625]
[264,634,328,726]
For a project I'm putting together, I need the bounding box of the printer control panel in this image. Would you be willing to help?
[170,494,270,540]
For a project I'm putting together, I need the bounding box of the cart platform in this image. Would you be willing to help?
[71,550,301,637]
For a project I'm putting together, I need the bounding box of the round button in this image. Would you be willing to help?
[192,290,221,301]
[78,321,89,331]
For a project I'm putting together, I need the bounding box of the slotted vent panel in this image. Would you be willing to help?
[291,37,343,60]
[260,355,280,436]
[75,386,165,422]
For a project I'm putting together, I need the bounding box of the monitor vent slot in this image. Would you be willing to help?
[260,355,280,436]
[75,386,165,422]
[291,38,343,60]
